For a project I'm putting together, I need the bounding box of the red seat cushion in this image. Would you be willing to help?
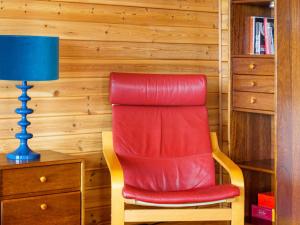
[113,105,215,192]
[123,184,240,204]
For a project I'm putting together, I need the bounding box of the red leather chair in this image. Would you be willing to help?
[103,73,244,225]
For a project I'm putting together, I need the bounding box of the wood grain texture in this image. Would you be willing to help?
[45,0,219,12]
[71,152,107,170]
[59,59,219,78]
[0,76,219,98]
[0,114,112,139]
[2,191,81,225]
[232,57,275,75]
[233,92,274,112]
[85,206,110,225]
[0,96,110,118]
[220,0,230,158]
[0,109,219,140]
[0,1,222,224]
[242,170,272,218]
[229,2,276,222]
[85,187,110,208]
[60,40,219,60]
[85,167,110,188]
[230,109,274,217]
[233,75,275,93]
[0,0,218,28]
[277,0,300,224]
[2,162,81,196]
[0,133,103,154]
[0,18,218,44]
[0,151,83,225]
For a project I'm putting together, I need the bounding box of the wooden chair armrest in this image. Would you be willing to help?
[210,132,244,188]
[102,131,124,189]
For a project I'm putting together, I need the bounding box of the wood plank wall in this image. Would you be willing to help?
[277,0,300,223]
[0,0,228,224]
[220,0,230,156]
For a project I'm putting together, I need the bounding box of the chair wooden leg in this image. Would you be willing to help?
[111,186,124,225]
[231,195,245,225]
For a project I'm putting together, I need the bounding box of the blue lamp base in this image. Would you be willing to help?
[6,147,40,161]
[6,81,40,161]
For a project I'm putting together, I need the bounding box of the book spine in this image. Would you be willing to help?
[269,20,275,54]
[252,204,273,222]
[255,19,260,54]
[249,17,254,54]
[259,22,265,54]
[264,17,270,54]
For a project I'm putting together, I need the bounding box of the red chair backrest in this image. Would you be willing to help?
[110,73,215,192]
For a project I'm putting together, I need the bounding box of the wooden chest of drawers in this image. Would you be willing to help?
[232,56,275,113]
[0,151,84,225]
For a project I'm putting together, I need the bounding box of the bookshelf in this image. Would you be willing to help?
[230,0,276,223]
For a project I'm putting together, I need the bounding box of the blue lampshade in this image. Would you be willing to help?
[0,35,59,81]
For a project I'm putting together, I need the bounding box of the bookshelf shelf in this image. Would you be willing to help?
[238,159,275,174]
[230,0,276,220]
[246,218,275,225]
[233,0,272,6]
[232,54,274,58]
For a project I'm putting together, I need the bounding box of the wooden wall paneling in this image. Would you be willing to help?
[0,0,222,224]
[86,206,111,225]
[85,187,110,209]
[85,167,110,188]
[0,78,110,98]
[0,0,218,28]
[219,0,230,191]
[0,19,218,44]
[0,133,103,154]
[60,40,219,60]
[22,94,215,117]
[0,114,112,139]
[277,0,300,224]
[45,0,219,13]
[71,152,107,169]
[59,59,219,78]
[0,76,219,98]
[0,109,220,140]
[221,30,229,46]
[0,96,111,119]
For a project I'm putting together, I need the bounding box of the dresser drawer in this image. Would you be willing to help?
[1,191,81,225]
[233,75,274,93]
[233,92,274,111]
[232,57,274,75]
[2,163,81,196]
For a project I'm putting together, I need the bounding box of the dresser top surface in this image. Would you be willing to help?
[0,151,82,169]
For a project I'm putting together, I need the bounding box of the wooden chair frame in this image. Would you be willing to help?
[102,131,244,225]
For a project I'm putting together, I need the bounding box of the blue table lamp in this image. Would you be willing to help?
[0,35,59,161]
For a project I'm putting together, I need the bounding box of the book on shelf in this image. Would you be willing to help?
[252,192,275,222]
[247,16,274,55]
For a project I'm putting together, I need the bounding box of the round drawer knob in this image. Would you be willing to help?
[250,97,257,104]
[40,203,48,210]
[250,81,257,87]
[40,176,47,183]
[249,63,256,70]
